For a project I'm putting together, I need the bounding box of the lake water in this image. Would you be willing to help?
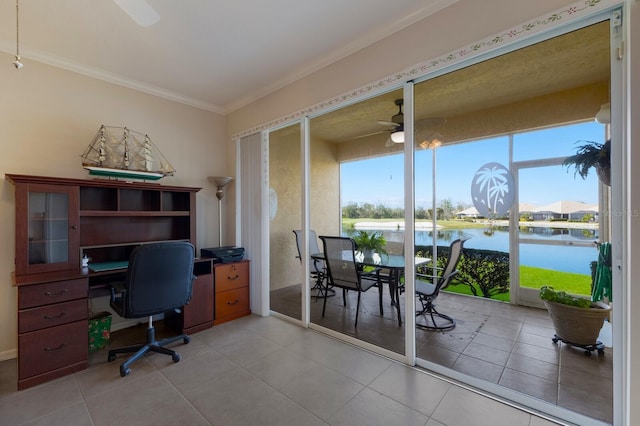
[347,226,599,275]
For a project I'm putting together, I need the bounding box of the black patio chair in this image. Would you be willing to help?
[378,240,405,301]
[293,229,333,298]
[415,238,467,331]
[319,236,383,327]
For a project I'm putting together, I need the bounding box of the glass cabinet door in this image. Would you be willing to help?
[15,183,79,275]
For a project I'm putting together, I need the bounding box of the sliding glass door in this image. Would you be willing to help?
[268,123,303,321]
[308,88,408,356]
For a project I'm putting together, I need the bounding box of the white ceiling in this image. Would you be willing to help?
[0,0,457,114]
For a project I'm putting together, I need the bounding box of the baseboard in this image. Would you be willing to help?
[0,348,17,361]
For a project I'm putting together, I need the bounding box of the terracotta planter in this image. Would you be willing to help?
[543,300,611,345]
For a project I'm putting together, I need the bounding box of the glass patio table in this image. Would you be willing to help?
[311,252,430,325]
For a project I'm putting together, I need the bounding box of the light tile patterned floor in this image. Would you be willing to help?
[271,285,613,423]
[0,315,562,426]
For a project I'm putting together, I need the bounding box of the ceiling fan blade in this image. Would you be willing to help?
[377,120,398,127]
[384,137,395,148]
[354,130,388,139]
[113,0,160,27]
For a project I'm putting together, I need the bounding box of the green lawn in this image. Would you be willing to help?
[519,265,591,295]
[443,265,591,301]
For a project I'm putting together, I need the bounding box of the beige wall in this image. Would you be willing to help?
[310,138,341,236]
[269,126,302,290]
[0,52,227,358]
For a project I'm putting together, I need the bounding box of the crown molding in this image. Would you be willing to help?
[0,43,225,114]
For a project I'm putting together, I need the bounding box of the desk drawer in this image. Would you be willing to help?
[215,262,249,292]
[18,320,87,379]
[215,287,250,320]
[19,299,88,333]
[18,278,88,309]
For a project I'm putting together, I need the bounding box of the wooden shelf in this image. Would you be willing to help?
[80,210,191,217]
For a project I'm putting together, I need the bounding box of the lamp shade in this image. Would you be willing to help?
[208,176,233,188]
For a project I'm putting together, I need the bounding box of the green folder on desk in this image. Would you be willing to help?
[88,261,129,272]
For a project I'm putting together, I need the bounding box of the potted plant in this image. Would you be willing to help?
[539,285,610,354]
[353,230,387,261]
[562,139,611,186]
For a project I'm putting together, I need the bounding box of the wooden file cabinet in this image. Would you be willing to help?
[16,274,89,390]
[214,260,251,324]
[167,258,215,334]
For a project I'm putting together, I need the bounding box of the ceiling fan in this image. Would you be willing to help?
[354,99,405,141]
[354,98,446,147]
[378,98,406,133]
[113,0,160,27]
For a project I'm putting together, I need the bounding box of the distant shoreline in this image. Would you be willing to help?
[476,219,598,229]
[354,221,442,230]
[353,219,598,230]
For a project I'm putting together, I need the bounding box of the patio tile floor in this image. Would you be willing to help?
[271,283,613,423]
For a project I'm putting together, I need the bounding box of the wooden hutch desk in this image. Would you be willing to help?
[7,174,250,390]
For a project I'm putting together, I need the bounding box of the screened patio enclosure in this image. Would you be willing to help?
[266,17,615,426]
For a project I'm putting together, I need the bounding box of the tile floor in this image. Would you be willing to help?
[0,314,563,426]
[271,284,613,424]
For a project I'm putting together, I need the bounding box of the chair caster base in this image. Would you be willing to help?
[120,366,131,377]
[415,309,456,331]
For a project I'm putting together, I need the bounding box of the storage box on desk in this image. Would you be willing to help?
[88,311,112,353]
[200,246,244,264]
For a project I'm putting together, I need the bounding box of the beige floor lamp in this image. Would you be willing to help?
[208,176,233,247]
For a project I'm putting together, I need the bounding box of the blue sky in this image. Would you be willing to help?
[340,121,606,209]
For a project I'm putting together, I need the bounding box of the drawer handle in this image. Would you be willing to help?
[44,312,66,320]
[227,299,239,305]
[44,289,69,297]
[44,343,67,352]
[227,274,239,281]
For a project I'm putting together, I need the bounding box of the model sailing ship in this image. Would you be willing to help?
[81,125,175,180]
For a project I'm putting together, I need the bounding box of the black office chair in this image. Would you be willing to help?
[415,238,466,331]
[320,236,383,327]
[107,241,195,377]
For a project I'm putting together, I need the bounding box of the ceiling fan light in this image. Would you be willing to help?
[595,102,610,124]
[391,131,405,143]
